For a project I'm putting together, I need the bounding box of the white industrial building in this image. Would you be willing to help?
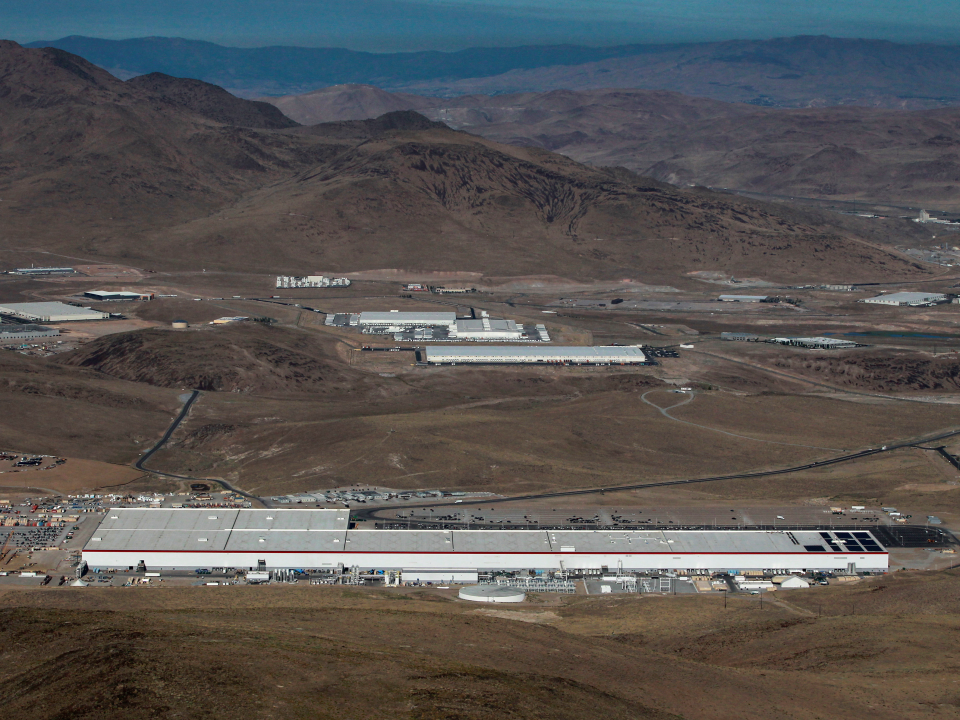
[718,295,768,303]
[0,302,109,322]
[358,311,456,329]
[12,267,75,276]
[451,317,523,340]
[82,509,888,573]
[861,292,947,306]
[83,290,154,302]
[276,276,350,289]
[425,345,647,364]
[0,324,60,344]
[769,336,859,350]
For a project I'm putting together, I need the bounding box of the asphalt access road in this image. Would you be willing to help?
[352,425,960,521]
[133,390,261,505]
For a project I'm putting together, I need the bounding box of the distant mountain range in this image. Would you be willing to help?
[26,35,960,108]
[265,86,960,209]
[0,41,927,284]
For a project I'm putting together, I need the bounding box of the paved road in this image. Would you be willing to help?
[133,390,263,505]
[135,390,201,473]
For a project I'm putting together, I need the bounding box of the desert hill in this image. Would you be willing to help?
[60,324,373,395]
[0,570,957,719]
[125,72,297,129]
[0,41,933,284]
[267,86,960,208]
[268,83,436,123]
[0,41,320,242]
[28,35,960,109]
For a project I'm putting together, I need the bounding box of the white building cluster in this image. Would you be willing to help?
[276,275,351,289]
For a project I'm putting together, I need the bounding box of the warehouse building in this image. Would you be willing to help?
[12,267,75,276]
[329,310,548,342]
[0,302,109,322]
[451,317,523,340]
[358,311,456,329]
[83,290,154,302]
[0,324,60,344]
[82,509,889,573]
[769,336,860,350]
[718,295,768,303]
[861,292,948,306]
[424,345,648,365]
[720,332,761,341]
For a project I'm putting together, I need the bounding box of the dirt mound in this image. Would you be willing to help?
[770,351,960,392]
[58,324,370,394]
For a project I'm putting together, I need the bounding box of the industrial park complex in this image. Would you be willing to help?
[326,309,550,342]
[82,508,889,576]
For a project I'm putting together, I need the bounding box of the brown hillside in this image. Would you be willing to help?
[59,324,372,395]
[0,42,932,284]
[126,72,298,129]
[266,86,960,208]
[128,121,929,284]
[2,571,958,719]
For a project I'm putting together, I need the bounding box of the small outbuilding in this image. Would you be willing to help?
[778,576,810,589]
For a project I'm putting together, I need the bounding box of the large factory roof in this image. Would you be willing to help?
[358,311,456,326]
[86,509,884,556]
[0,302,109,322]
[424,345,647,363]
[861,292,947,306]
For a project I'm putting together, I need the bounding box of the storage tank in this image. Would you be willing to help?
[458,585,526,603]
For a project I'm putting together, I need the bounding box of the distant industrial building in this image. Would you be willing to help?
[821,284,854,292]
[454,317,523,340]
[424,345,648,365]
[0,302,109,322]
[82,508,889,573]
[83,290,153,302]
[358,311,456,329]
[328,310,549,342]
[11,267,75,276]
[0,324,59,344]
[718,295,768,303]
[769,336,860,350]
[276,275,350,289]
[720,332,760,341]
[861,292,947,306]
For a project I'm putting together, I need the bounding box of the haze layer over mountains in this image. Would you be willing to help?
[28,35,960,108]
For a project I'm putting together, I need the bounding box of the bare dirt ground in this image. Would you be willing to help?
[0,458,144,495]
[0,569,957,719]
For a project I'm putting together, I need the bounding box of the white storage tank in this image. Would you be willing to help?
[458,585,526,603]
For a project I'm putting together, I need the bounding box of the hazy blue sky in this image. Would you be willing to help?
[7,0,960,50]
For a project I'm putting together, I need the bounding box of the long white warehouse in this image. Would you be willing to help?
[82,509,888,573]
[0,302,109,322]
[425,345,648,364]
[358,311,456,328]
[861,292,947,306]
